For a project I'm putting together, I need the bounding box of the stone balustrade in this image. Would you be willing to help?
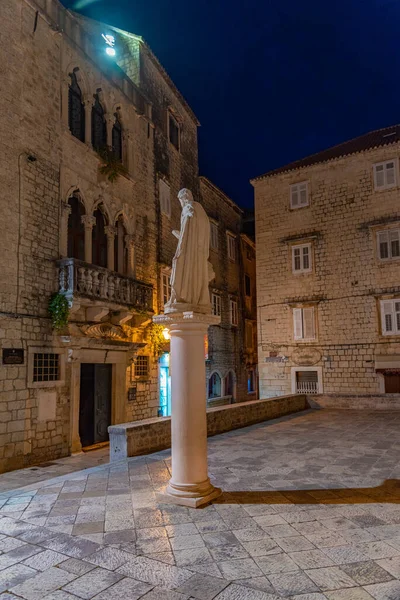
[57,258,153,312]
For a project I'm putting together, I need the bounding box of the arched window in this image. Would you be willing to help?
[112,114,123,162]
[67,194,85,261]
[92,207,108,268]
[114,215,128,274]
[224,370,236,399]
[68,70,85,142]
[208,372,221,399]
[91,93,107,151]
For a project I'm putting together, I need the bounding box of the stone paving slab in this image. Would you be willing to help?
[0,410,398,598]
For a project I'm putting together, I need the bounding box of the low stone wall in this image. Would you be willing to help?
[308,394,400,410]
[109,394,308,462]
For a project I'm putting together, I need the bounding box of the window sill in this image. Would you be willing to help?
[289,204,310,211]
[292,270,313,276]
[374,184,398,192]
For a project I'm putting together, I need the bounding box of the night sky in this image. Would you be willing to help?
[63,0,400,209]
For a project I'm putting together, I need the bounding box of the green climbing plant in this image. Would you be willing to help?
[48,293,70,331]
[147,322,166,357]
[97,146,128,183]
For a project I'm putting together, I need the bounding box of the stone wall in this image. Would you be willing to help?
[109,394,308,460]
[253,144,400,399]
[308,394,400,410]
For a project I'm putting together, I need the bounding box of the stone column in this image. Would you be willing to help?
[81,215,96,264]
[153,311,222,507]
[105,225,117,271]
[125,234,135,278]
[83,96,94,148]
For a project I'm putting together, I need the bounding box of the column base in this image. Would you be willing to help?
[156,486,222,508]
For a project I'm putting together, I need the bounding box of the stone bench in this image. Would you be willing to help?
[108,394,308,462]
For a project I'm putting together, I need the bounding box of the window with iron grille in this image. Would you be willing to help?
[33,353,60,383]
[68,70,85,142]
[134,356,150,378]
[91,94,107,151]
[112,115,123,162]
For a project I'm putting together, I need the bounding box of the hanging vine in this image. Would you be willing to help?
[97,147,128,182]
[48,293,70,331]
[147,323,166,357]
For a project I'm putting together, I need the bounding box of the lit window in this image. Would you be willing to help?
[159,180,171,217]
[247,369,256,393]
[290,182,309,209]
[210,221,219,250]
[33,353,60,383]
[208,372,221,398]
[161,270,171,305]
[293,307,316,341]
[227,233,236,262]
[212,293,221,316]
[230,299,238,326]
[377,229,400,260]
[381,299,400,335]
[134,355,150,378]
[168,112,180,151]
[292,243,312,273]
[374,160,397,190]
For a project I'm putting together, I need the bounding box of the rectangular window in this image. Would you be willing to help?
[33,353,60,383]
[245,274,251,296]
[292,243,312,273]
[245,321,253,349]
[230,299,238,326]
[134,356,150,378]
[377,229,400,260]
[227,233,236,262]
[161,270,171,305]
[211,293,221,316]
[381,299,400,335]
[247,369,256,393]
[210,221,219,250]
[296,370,319,394]
[168,113,180,151]
[290,182,309,209]
[374,160,397,190]
[293,307,316,340]
[159,179,171,217]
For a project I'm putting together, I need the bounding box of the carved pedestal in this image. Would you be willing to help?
[153,311,222,507]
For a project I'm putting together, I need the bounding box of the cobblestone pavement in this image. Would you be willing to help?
[0,409,399,599]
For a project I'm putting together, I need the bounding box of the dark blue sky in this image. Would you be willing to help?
[64,0,400,208]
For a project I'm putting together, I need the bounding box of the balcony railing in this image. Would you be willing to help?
[296,381,318,394]
[57,258,153,313]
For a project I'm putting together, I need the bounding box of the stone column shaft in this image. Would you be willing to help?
[81,215,96,264]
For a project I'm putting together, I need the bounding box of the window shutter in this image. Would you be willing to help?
[386,162,396,186]
[390,230,400,258]
[299,184,307,206]
[375,165,385,188]
[293,308,303,340]
[159,180,171,217]
[302,245,310,270]
[291,188,299,207]
[303,307,315,340]
[381,300,394,334]
[292,247,301,271]
[378,231,389,259]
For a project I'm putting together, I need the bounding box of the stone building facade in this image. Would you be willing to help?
[252,126,400,401]
[0,0,200,472]
[199,177,258,406]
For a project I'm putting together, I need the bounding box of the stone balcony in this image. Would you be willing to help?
[57,258,153,322]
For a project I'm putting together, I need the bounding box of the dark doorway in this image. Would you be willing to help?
[384,373,400,393]
[79,363,112,447]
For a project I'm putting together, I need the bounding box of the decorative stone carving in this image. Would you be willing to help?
[291,347,322,366]
[81,215,96,229]
[82,322,128,340]
[165,189,214,314]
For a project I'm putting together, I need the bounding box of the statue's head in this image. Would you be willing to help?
[178,188,194,207]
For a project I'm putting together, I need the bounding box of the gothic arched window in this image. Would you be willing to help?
[112,114,123,162]
[91,94,107,151]
[114,215,128,274]
[92,207,108,268]
[208,372,221,399]
[224,370,236,399]
[68,70,85,142]
[67,194,85,261]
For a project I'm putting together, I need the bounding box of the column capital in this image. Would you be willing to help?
[81,215,96,229]
[61,201,72,216]
[124,234,135,248]
[105,225,117,239]
[83,95,95,108]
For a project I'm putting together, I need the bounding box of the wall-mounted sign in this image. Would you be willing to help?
[291,347,321,366]
[127,386,137,402]
[265,356,286,363]
[2,349,24,365]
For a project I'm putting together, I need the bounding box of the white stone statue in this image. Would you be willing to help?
[165,188,214,314]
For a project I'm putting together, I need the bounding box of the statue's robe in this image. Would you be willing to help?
[168,201,211,310]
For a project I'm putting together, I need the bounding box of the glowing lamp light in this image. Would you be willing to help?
[102,33,116,57]
[105,47,116,57]
[162,327,170,341]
